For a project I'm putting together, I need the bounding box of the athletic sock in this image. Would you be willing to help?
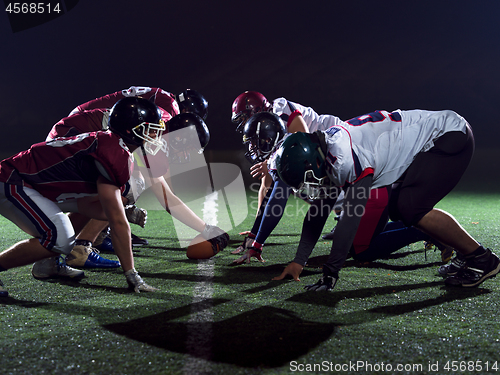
[75,240,92,247]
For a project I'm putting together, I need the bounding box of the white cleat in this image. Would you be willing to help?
[32,256,85,279]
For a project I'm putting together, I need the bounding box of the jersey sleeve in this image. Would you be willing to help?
[70,86,180,122]
[47,109,109,141]
[272,98,302,129]
[92,132,134,187]
[324,127,356,187]
[72,91,124,114]
[142,87,180,121]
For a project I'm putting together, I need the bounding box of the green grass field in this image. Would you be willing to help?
[1,190,499,375]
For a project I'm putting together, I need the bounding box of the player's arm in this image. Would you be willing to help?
[69,91,124,115]
[96,175,133,271]
[322,174,374,276]
[97,175,157,292]
[257,173,273,213]
[287,113,309,133]
[149,175,206,233]
[272,190,340,280]
[149,175,229,249]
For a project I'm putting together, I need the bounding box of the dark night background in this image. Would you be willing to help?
[2,0,500,189]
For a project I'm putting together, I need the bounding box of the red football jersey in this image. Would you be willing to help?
[46,108,109,141]
[72,86,179,122]
[0,131,133,202]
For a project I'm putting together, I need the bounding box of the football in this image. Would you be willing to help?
[186,234,220,259]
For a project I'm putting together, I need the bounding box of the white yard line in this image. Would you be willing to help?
[183,191,218,374]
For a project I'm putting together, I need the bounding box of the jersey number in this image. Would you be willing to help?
[347,110,401,126]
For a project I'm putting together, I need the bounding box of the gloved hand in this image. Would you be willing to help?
[231,236,254,254]
[125,205,147,228]
[304,274,338,291]
[233,247,265,265]
[124,268,158,293]
[202,224,229,252]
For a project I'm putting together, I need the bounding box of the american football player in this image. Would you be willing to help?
[32,86,228,280]
[276,109,499,290]
[231,91,343,263]
[0,97,165,296]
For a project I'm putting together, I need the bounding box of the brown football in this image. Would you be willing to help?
[186,234,220,259]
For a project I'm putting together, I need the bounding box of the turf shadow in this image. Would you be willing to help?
[286,281,492,325]
[139,264,321,287]
[103,305,337,368]
[304,253,443,271]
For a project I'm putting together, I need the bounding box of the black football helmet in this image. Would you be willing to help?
[232,91,271,132]
[176,89,209,120]
[276,132,331,199]
[242,112,286,164]
[167,112,210,163]
[108,97,165,155]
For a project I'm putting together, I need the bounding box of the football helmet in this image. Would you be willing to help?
[167,112,210,163]
[176,89,209,120]
[108,97,165,155]
[231,91,271,132]
[242,112,286,164]
[276,132,331,199]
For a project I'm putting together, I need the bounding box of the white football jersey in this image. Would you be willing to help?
[324,109,469,188]
[272,98,345,132]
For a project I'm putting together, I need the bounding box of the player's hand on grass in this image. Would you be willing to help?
[272,262,303,281]
[304,274,338,291]
[125,268,158,293]
[233,247,265,264]
[238,231,252,236]
[231,235,254,254]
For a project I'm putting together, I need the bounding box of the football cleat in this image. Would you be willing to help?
[0,279,8,297]
[66,243,120,269]
[438,251,467,276]
[304,274,338,291]
[32,256,85,279]
[231,236,254,254]
[445,248,500,287]
[95,233,114,253]
[131,233,148,247]
[424,241,434,250]
[439,246,455,263]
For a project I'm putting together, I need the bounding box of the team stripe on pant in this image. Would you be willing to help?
[5,184,57,250]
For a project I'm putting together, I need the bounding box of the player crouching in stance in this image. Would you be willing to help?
[233,111,288,263]
[0,97,164,297]
[276,109,500,291]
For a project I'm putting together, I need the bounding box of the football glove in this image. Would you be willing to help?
[231,236,254,254]
[125,205,147,228]
[304,274,338,291]
[202,224,229,252]
[233,247,265,265]
[124,268,158,293]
